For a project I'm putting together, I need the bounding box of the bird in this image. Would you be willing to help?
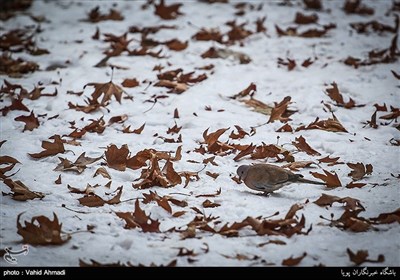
[236,163,325,195]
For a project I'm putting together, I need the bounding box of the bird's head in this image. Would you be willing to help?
[236,165,249,181]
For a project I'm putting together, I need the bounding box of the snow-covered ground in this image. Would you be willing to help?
[1,0,399,267]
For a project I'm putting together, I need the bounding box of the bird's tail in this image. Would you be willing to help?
[297,177,326,185]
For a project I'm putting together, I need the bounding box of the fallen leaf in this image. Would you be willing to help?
[86,6,124,22]
[318,156,343,166]
[123,123,146,134]
[84,81,124,106]
[1,97,29,116]
[343,0,374,15]
[17,213,70,245]
[93,167,111,179]
[303,0,322,10]
[347,248,384,266]
[3,178,45,201]
[78,186,123,207]
[116,199,160,232]
[14,111,39,131]
[282,252,307,266]
[370,208,400,224]
[347,162,373,181]
[346,182,367,188]
[196,188,221,198]
[105,144,130,171]
[268,96,294,123]
[296,115,348,133]
[121,78,139,88]
[154,0,183,20]
[54,152,102,174]
[29,135,65,159]
[54,175,62,185]
[282,161,314,171]
[292,136,321,156]
[108,114,128,125]
[310,169,342,187]
[205,171,219,179]
[294,12,318,24]
[314,193,365,211]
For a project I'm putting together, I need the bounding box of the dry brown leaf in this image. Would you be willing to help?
[296,115,348,133]
[205,171,219,179]
[86,6,124,22]
[282,161,314,171]
[347,162,373,181]
[84,81,124,106]
[304,0,322,10]
[314,193,365,211]
[78,186,123,207]
[276,123,293,132]
[282,252,307,266]
[14,111,39,131]
[123,123,146,134]
[154,0,183,20]
[54,174,62,185]
[318,155,343,166]
[325,82,363,109]
[310,169,342,188]
[268,96,293,123]
[121,78,139,88]
[17,213,70,245]
[54,152,102,174]
[29,135,65,159]
[346,181,367,189]
[347,248,384,266]
[370,208,400,224]
[108,114,128,125]
[105,144,129,171]
[93,167,111,179]
[294,12,318,24]
[165,39,188,51]
[3,178,45,201]
[196,188,221,198]
[229,125,249,140]
[292,136,321,156]
[116,199,160,232]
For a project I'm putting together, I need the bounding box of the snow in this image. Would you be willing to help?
[1,0,399,267]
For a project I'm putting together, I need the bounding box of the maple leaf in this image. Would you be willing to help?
[154,0,183,20]
[116,199,160,232]
[17,213,70,245]
[268,96,294,123]
[325,82,363,109]
[54,152,102,174]
[282,252,307,266]
[314,193,365,211]
[84,81,124,106]
[292,136,321,156]
[14,111,39,131]
[347,162,373,181]
[310,169,341,188]
[3,178,44,201]
[29,135,65,158]
[347,249,384,266]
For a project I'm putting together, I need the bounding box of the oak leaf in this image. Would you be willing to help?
[84,81,124,106]
[347,162,373,181]
[292,136,320,156]
[347,249,384,266]
[314,193,365,211]
[54,152,102,174]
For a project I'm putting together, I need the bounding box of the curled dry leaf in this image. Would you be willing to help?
[3,178,45,201]
[325,82,363,109]
[108,114,128,125]
[196,188,221,198]
[347,162,373,181]
[229,125,249,140]
[86,6,124,22]
[310,169,341,188]
[347,248,384,266]
[54,152,102,174]
[29,135,65,159]
[93,167,111,179]
[202,199,221,208]
[294,12,318,24]
[17,213,70,245]
[54,174,62,184]
[268,96,296,123]
[121,78,139,88]
[314,193,365,211]
[14,111,39,131]
[78,186,123,207]
[116,199,160,232]
[296,115,348,133]
[292,136,321,156]
[318,155,343,166]
[282,161,314,171]
[84,81,124,106]
[123,123,146,134]
[205,171,219,179]
[282,252,307,266]
[1,97,29,116]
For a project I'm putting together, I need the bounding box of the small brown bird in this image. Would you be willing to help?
[236,164,325,195]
